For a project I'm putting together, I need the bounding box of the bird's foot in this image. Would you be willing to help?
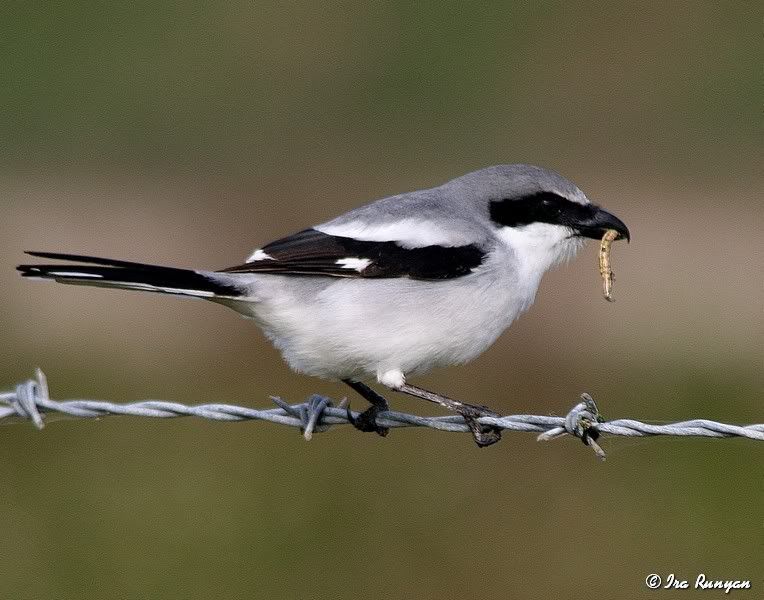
[343,379,390,437]
[458,403,502,447]
[394,382,503,448]
[347,402,389,437]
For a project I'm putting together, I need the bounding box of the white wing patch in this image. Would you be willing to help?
[315,219,468,249]
[335,257,372,272]
[246,249,275,262]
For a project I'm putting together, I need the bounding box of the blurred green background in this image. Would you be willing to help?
[1,2,761,598]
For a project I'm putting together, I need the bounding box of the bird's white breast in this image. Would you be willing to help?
[225,241,541,382]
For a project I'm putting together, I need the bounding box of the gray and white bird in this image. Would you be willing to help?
[18,164,629,446]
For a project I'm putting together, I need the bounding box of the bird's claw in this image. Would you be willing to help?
[459,404,502,447]
[347,403,389,437]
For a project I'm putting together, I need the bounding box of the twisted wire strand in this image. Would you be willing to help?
[2,370,762,460]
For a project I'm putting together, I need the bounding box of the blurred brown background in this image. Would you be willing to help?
[1,2,761,599]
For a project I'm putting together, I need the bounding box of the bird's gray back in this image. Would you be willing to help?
[317,164,587,248]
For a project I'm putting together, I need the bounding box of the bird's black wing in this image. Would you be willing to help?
[219,228,485,280]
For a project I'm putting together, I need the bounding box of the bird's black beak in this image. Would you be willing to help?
[575,206,630,242]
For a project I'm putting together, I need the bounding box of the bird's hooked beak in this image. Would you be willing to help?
[575,206,630,242]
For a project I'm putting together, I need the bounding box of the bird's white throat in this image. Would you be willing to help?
[496,223,583,281]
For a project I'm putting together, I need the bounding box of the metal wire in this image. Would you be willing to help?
[2,369,762,460]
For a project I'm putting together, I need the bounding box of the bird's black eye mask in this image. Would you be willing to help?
[489,192,597,229]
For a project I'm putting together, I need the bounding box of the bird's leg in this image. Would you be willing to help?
[343,380,390,437]
[395,383,502,447]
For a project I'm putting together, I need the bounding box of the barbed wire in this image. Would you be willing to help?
[2,369,762,460]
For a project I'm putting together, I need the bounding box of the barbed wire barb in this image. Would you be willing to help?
[1,370,762,460]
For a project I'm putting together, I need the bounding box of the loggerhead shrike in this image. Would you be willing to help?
[18,164,629,446]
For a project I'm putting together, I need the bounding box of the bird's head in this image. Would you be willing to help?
[451,164,630,273]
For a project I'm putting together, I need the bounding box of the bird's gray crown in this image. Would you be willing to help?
[442,164,589,205]
[449,164,629,241]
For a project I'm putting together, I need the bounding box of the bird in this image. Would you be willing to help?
[17,164,629,447]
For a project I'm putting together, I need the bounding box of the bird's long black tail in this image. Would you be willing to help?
[17,251,244,299]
